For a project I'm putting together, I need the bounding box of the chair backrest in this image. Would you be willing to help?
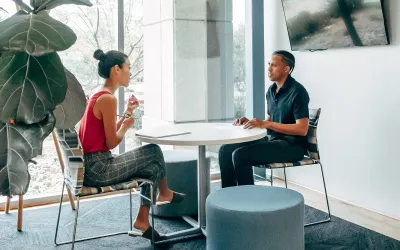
[307,108,321,160]
[54,128,84,196]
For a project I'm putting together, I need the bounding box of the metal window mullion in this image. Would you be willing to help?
[245,0,265,120]
[117,0,125,154]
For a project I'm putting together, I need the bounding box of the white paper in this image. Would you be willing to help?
[135,129,191,138]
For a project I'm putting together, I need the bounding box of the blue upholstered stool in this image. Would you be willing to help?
[153,149,210,217]
[206,185,304,250]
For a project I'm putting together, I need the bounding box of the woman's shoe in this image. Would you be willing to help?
[128,226,165,242]
[156,192,186,206]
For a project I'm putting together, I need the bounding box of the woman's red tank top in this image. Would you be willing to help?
[79,90,111,154]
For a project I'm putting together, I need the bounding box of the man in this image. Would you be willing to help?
[218,50,310,188]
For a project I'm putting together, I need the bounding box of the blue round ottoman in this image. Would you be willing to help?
[153,149,210,217]
[206,185,304,250]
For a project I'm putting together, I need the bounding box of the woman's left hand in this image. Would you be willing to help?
[126,95,139,114]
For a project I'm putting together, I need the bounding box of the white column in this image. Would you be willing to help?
[143,0,233,127]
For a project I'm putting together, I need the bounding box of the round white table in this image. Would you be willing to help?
[135,123,267,242]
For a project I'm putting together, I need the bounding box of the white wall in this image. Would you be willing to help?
[264,0,400,219]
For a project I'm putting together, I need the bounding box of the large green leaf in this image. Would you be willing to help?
[30,0,43,9]
[12,0,33,13]
[0,51,67,124]
[35,0,93,12]
[54,68,86,129]
[0,113,55,196]
[0,10,77,56]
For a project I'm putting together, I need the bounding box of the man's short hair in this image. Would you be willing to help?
[273,50,295,73]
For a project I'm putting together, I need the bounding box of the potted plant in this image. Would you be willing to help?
[0,0,92,202]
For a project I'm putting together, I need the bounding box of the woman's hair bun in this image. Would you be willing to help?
[93,49,106,61]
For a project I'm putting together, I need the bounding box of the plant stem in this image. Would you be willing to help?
[11,0,33,13]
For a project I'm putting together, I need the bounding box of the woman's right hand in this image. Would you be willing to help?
[121,117,135,130]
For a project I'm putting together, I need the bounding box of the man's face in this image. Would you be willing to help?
[268,55,290,82]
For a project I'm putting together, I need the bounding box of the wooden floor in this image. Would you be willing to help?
[255,178,400,241]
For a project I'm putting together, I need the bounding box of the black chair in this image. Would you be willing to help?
[254,108,331,226]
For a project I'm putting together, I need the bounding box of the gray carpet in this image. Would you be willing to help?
[1,182,399,250]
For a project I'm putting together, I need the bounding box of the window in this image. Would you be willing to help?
[122,0,145,151]
[25,0,117,198]
[51,0,118,96]
[233,0,246,120]
[0,1,17,21]
[208,0,247,174]
[122,0,247,175]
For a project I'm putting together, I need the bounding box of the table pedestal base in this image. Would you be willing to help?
[155,145,209,245]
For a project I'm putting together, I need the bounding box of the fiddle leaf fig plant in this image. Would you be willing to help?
[0,113,56,195]
[31,0,93,13]
[0,11,77,56]
[0,51,67,124]
[54,68,86,129]
[0,0,91,197]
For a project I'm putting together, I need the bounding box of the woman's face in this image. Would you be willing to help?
[113,58,131,87]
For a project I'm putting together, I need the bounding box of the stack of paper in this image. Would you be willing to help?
[135,129,191,138]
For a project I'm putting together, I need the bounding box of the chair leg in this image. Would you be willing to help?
[5,196,11,214]
[283,168,288,188]
[320,162,332,218]
[67,188,76,211]
[305,162,331,227]
[150,184,155,250]
[270,169,274,186]
[54,181,156,248]
[55,182,66,245]
[17,195,23,231]
[71,196,80,250]
[130,189,133,231]
[55,182,133,247]
[51,130,75,211]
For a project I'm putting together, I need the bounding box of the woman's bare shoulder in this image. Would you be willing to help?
[94,93,117,115]
[97,93,116,104]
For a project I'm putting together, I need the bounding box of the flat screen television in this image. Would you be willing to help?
[281,0,390,51]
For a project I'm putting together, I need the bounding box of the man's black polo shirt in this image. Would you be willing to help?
[266,75,310,148]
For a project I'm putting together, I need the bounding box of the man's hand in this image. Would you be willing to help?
[243,118,268,129]
[233,117,249,126]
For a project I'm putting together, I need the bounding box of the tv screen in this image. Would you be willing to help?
[281,0,389,51]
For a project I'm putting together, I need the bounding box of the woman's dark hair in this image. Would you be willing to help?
[93,49,128,79]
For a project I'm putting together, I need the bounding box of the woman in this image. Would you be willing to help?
[78,49,185,241]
